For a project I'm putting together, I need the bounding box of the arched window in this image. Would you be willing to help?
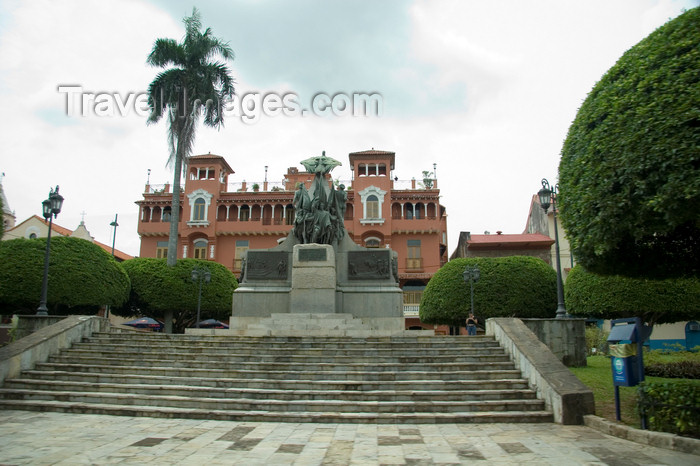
[186,189,213,225]
[366,195,379,218]
[193,198,206,221]
[358,185,387,225]
[162,207,171,222]
[405,203,414,220]
[193,239,207,259]
[365,238,380,248]
[240,205,250,221]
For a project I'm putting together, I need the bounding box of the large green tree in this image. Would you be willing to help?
[147,8,235,268]
[114,258,237,334]
[0,237,130,314]
[558,8,700,279]
[565,265,700,325]
[419,257,557,326]
[0,193,4,240]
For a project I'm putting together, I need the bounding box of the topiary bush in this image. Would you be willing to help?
[558,7,700,279]
[0,237,130,314]
[114,258,238,333]
[565,265,700,325]
[419,256,557,326]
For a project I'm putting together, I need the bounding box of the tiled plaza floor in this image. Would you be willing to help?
[0,410,697,465]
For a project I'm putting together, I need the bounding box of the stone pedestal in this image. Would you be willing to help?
[290,244,336,313]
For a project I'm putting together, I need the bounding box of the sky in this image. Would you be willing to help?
[0,0,696,257]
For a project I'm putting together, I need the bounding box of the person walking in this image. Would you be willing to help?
[466,313,478,336]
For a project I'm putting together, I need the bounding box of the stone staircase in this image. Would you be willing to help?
[0,331,554,424]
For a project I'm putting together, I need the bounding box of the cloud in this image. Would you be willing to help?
[0,0,695,258]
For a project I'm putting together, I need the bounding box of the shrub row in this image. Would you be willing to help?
[638,380,700,439]
[645,361,700,380]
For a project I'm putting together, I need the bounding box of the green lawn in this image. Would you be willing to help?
[569,354,694,428]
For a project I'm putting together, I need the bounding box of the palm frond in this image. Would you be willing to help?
[147,38,186,68]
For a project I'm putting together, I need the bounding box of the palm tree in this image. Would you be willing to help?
[146,8,235,269]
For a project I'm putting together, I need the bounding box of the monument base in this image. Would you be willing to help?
[230,233,424,337]
[290,244,336,313]
[227,313,418,337]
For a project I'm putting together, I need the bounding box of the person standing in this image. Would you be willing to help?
[466,313,478,336]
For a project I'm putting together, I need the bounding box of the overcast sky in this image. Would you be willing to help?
[0,0,696,257]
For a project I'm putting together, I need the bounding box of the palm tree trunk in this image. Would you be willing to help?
[164,121,187,334]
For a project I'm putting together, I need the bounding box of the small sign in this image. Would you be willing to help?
[299,248,327,262]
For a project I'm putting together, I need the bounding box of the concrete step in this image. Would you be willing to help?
[0,388,548,413]
[69,342,507,357]
[0,399,554,424]
[18,370,531,392]
[3,379,538,402]
[33,362,524,381]
[49,351,514,371]
[86,333,502,348]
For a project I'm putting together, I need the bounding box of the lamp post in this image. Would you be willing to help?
[462,265,480,317]
[191,266,211,328]
[37,186,64,316]
[104,214,119,319]
[538,178,568,319]
[110,214,119,256]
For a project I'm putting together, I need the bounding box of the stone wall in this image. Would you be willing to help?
[0,315,107,385]
[521,318,587,367]
[487,317,595,425]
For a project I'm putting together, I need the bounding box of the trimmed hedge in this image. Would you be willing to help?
[114,258,237,333]
[419,256,557,326]
[565,265,700,324]
[645,361,700,379]
[638,380,700,438]
[0,237,130,314]
[558,8,700,279]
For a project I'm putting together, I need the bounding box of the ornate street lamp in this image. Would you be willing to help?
[462,265,480,317]
[538,178,568,319]
[191,266,211,328]
[37,186,64,316]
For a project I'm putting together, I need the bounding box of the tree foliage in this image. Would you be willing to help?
[558,8,700,279]
[114,258,238,333]
[146,8,235,267]
[0,237,130,314]
[419,257,557,326]
[564,265,700,325]
[0,193,4,239]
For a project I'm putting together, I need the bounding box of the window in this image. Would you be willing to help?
[240,205,250,221]
[234,240,249,270]
[193,199,206,221]
[365,238,380,248]
[405,203,414,220]
[407,239,422,270]
[366,195,379,218]
[162,207,171,222]
[415,203,423,219]
[285,205,295,225]
[378,164,387,176]
[156,241,168,259]
[187,189,213,225]
[29,233,37,239]
[358,185,386,224]
[193,239,207,259]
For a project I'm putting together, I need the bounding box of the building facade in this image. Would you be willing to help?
[136,150,448,324]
